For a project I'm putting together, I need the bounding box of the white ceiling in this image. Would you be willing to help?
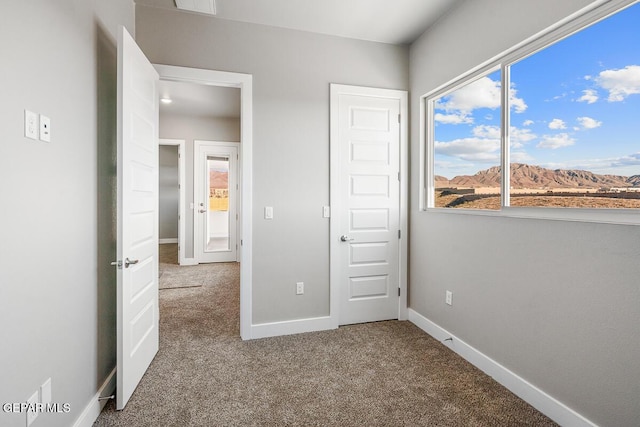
[158,79,240,119]
[135,0,461,45]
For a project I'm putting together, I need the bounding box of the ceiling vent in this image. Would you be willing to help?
[175,0,216,16]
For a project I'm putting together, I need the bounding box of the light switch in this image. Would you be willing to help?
[39,115,51,142]
[264,206,273,219]
[323,206,331,218]
[24,110,38,140]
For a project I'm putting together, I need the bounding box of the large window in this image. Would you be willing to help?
[426,0,640,213]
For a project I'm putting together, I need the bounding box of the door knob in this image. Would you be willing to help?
[124,258,139,268]
[199,209,207,213]
[340,235,354,242]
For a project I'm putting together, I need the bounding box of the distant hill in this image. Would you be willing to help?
[209,170,228,189]
[436,163,638,189]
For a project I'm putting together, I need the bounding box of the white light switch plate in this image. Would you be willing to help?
[25,110,38,140]
[264,206,273,219]
[322,206,331,218]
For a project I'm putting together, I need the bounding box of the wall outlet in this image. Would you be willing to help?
[26,390,39,426]
[445,290,453,306]
[41,378,52,405]
[296,282,304,295]
[39,114,51,142]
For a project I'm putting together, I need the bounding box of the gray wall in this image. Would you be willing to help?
[159,114,240,258]
[0,1,134,426]
[138,5,410,323]
[159,145,179,240]
[409,1,640,426]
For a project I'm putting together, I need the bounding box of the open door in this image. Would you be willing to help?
[116,26,159,410]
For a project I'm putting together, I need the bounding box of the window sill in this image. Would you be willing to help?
[424,206,640,225]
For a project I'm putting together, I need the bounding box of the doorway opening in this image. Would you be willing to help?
[155,64,253,340]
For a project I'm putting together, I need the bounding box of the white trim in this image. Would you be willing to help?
[408,310,597,427]
[72,368,116,427]
[159,238,178,244]
[155,64,253,340]
[159,138,186,264]
[193,140,240,264]
[251,316,336,340]
[329,84,409,327]
[180,257,198,266]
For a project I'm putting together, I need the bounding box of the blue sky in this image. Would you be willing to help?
[434,2,640,179]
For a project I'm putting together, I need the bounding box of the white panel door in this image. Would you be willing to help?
[116,26,159,410]
[194,141,239,263]
[334,88,401,325]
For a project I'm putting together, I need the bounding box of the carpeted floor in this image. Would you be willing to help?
[95,244,556,426]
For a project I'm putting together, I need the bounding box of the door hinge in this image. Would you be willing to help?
[398,288,401,297]
[398,230,401,239]
[397,171,400,181]
[398,114,401,124]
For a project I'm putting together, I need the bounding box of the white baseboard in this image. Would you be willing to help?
[72,368,116,427]
[180,258,198,266]
[408,309,596,427]
[159,238,178,244]
[250,316,335,339]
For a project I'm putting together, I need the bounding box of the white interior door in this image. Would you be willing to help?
[332,85,403,326]
[116,26,159,410]
[195,141,239,263]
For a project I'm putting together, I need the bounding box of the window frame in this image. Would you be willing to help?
[421,0,640,224]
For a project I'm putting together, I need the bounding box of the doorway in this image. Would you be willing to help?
[159,139,186,265]
[155,64,253,340]
[194,141,239,263]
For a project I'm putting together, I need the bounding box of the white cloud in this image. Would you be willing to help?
[542,152,640,172]
[438,77,527,115]
[511,151,534,163]
[435,137,500,162]
[576,116,602,130]
[595,65,640,102]
[577,89,599,104]
[522,120,534,126]
[548,119,567,130]
[536,133,576,149]
[510,126,537,147]
[472,125,501,139]
[434,112,473,124]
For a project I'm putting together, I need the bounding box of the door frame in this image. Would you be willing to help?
[159,139,187,265]
[193,140,240,264]
[329,84,408,328]
[155,64,253,340]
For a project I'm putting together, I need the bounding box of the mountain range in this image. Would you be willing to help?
[209,170,228,189]
[435,163,640,189]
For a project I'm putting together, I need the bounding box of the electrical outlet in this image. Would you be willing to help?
[39,115,51,142]
[296,282,304,295]
[41,378,52,405]
[445,290,453,306]
[26,390,39,426]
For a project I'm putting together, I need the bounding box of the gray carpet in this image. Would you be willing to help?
[95,245,556,426]
[158,244,238,290]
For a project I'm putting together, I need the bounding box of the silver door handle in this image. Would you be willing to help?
[340,235,354,242]
[199,209,207,213]
[124,258,139,268]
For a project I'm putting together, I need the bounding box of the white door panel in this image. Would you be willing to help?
[334,90,401,326]
[194,141,239,263]
[117,26,159,410]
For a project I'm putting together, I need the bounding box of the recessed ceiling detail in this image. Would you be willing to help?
[175,0,216,16]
